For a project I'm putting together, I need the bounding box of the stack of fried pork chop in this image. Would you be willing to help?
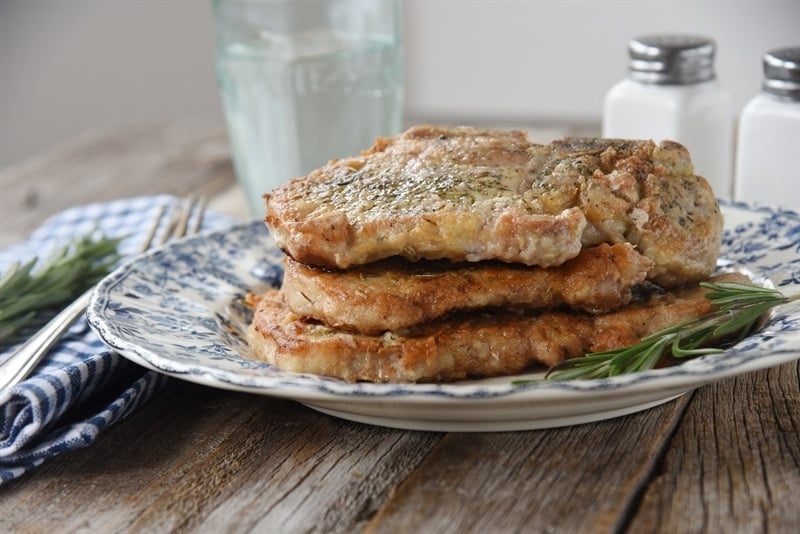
[246,125,727,383]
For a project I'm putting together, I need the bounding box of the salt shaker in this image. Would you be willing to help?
[603,34,735,198]
[734,46,800,210]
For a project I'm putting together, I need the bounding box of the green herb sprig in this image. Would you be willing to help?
[514,281,798,383]
[0,230,122,342]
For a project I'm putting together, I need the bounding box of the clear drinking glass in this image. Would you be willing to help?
[211,0,404,216]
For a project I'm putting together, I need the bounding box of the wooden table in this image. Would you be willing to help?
[1,120,798,533]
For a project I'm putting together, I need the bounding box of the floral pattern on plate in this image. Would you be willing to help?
[87,201,800,431]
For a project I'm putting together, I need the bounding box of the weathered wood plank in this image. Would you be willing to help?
[0,382,443,533]
[0,119,236,247]
[364,396,692,533]
[628,361,800,533]
[0,382,694,534]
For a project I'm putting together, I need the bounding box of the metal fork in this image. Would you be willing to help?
[0,196,207,391]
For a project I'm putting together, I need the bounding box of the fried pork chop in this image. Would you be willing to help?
[265,125,723,287]
[282,242,653,334]
[247,273,751,383]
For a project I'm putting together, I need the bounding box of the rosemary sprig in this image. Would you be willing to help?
[513,281,798,383]
[0,230,123,342]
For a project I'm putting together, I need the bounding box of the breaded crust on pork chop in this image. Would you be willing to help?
[282,242,653,334]
[247,273,751,383]
[264,125,723,286]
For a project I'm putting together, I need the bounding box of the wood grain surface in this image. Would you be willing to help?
[0,119,235,247]
[0,121,797,533]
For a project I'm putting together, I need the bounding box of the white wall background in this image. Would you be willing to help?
[1,0,798,166]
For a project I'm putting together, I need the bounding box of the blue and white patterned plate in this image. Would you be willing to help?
[87,201,800,432]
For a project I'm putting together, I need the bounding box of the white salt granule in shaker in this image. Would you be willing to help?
[734,46,800,211]
[603,34,735,198]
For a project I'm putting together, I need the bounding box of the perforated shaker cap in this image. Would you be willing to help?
[627,34,716,85]
[762,46,800,101]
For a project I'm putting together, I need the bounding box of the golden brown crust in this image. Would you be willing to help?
[264,125,724,286]
[246,273,751,383]
[281,243,653,334]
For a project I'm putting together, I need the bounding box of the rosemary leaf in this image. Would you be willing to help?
[512,280,798,384]
[0,230,123,343]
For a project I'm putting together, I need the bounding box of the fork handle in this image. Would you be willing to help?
[0,287,93,391]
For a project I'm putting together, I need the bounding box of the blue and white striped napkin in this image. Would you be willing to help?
[0,195,235,485]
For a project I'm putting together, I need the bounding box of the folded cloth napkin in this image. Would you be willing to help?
[0,195,236,485]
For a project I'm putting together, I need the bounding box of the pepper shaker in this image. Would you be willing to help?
[603,34,735,198]
[734,46,800,210]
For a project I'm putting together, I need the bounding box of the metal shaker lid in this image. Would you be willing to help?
[762,46,800,101]
[627,34,716,85]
